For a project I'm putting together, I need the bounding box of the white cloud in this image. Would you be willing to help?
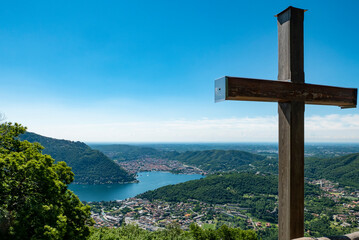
[16,114,359,143]
[2,100,358,142]
[305,114,359,142]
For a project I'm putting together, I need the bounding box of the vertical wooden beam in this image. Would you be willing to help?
[277,7,305,240]
[278,101,304,239]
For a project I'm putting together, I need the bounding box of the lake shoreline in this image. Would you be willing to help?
[69,171,204,202]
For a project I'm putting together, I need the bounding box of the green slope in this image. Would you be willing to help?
[306,153,359,188]
[139,172,278,204]
[90,146,267,173]
[21,132,135,184]
[139,172,279,222]
[166,150,267,172]
[90,144,163,161]
[138,172,323,223]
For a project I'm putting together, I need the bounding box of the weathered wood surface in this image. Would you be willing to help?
[277,6,305,240]
[217,76,357,108]
[278,102,305,240]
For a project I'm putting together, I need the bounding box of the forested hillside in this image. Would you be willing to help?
[89,145,271,173]
[306,153,359,188]
[139,172,324,224]
[89,224,258,240]
[21,132,135,184]
[89,143,359,190]
[166,150,267,172]
[139,172,277,203]
[43,137,359,188]
[140,172,279,222]
[90,144,164,161]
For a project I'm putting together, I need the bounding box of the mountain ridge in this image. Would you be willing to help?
[305,153,359,188]
[21,132,136,184]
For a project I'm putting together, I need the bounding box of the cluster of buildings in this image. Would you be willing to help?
[89,198,274,231]
[118,158,206,175]
[309,179,359,228]
[90,178,359,232]
[310,179,359,200]
[309,179,341,193]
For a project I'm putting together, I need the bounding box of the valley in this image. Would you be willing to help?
[87,143,359,238]
[18,133,359,238]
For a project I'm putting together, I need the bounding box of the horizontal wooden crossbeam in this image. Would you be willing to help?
[215,76,357,108]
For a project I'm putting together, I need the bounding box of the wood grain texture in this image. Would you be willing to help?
[277,7,305,240]
[224,76,357,108]
[278,102,305,240]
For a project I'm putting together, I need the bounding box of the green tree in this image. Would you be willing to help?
[0,122,93,239]
[188,223,257,240]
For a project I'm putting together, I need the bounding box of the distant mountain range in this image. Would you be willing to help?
[20,135,359,188]
[90,144,164,161]
[92,143,359,188]
[90,144,269,173]
[165,150,267,172]
[21,132,136,184]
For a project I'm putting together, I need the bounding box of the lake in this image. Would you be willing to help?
[69,171,203,202]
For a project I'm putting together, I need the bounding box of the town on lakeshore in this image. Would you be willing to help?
[19,131,359,238]
[80,143,359,237]
[118,158,207,175]
[4,128,359,239]
[88,178,359,234]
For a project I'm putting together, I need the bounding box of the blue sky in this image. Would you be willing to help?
[1,0,358,142]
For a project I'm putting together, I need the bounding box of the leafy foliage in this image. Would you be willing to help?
[305,215,345,238]
[21,132,135,184]
[89,224,258,240]
[0,122,94,239]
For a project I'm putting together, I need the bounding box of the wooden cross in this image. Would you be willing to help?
[215,6,357,240]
